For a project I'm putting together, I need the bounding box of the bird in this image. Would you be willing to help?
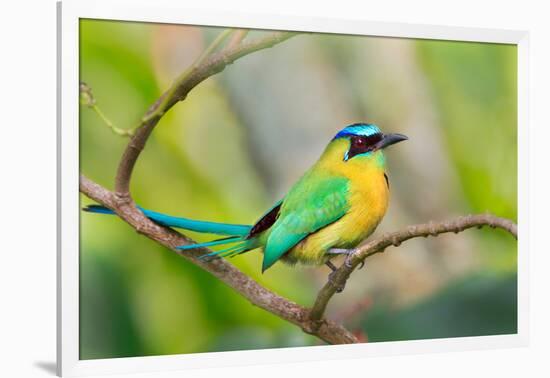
[84,123,408,275]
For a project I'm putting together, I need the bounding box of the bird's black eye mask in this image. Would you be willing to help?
[345,133,383,160]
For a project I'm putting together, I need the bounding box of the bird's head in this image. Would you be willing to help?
[327,123,408,168]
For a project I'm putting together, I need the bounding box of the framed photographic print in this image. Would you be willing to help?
[58,0,528,376]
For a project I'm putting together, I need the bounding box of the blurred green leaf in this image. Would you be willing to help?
[359,273,517,342]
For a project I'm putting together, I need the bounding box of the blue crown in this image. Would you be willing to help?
[334,123,381,140]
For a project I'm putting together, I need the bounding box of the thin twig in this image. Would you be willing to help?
[194,28,234,67]
[79,82,135,137]
[309,214,518,323]
[224,29,249,51]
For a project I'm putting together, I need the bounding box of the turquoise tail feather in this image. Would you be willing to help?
[197,240,251,260]
[177,237,252,259]
[83,204,255,259]
[83,204,252,236]
[175,236,243,251]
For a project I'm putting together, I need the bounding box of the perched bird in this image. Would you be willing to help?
[84,123,407,273]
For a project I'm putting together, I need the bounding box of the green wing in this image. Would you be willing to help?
[262,175,350,271]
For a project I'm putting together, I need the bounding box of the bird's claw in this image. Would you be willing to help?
[344,254,354,268]
[326,249,365,293]
[344,252,364,269]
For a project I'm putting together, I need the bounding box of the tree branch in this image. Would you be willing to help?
[80,174,358,344]
[224,29,249,51]
[194,29,234,67]
[309,214,518,323]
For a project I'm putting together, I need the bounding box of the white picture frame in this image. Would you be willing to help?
[58,1,529,376]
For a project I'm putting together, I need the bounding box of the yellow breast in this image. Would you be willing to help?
[284,145,390,265]
[338,162,389,246]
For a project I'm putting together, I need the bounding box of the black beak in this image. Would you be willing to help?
[377,133,408,150]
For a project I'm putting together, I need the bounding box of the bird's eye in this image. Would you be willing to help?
[346,134,383,160]
[352,136,367,147]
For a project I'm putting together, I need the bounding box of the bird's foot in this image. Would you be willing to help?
[327,248,364,269]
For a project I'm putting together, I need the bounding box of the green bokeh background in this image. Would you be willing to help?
[79,19,517,359]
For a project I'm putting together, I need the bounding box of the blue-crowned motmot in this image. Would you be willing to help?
[85,123,408,273]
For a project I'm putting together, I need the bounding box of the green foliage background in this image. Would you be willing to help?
[79,19,517,359]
